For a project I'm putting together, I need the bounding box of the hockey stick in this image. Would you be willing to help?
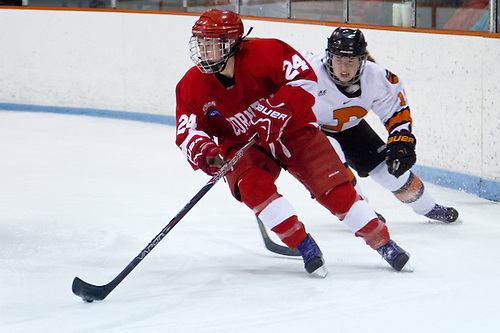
[72,133,258,302]
[256,217,300,257]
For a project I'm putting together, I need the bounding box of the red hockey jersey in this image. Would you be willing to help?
[175,38,318,170]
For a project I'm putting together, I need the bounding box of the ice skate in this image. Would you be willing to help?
[376,240,410,271]
[424,204,459,223]
[297,234,327,277]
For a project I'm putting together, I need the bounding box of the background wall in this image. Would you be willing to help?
[0,8,499,200]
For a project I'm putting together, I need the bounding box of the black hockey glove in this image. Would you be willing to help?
[386,130,416,178]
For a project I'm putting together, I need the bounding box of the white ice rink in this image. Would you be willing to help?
[1,110,499,332]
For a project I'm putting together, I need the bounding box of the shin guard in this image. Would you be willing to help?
[271,216,307,249]
[392,172,424,204]
[392,172,437,215]
[355,218,390,250]
[316,182,359,220]
[237,168,279,211]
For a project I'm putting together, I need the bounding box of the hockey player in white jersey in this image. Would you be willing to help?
[302,27,459,223]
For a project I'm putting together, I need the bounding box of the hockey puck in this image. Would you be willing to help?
[83,298,94,303]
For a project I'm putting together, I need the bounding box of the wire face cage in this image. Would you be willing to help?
[189,36,233,74]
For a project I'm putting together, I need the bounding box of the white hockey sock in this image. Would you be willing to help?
[370,162,436,215]
[257,196,297,230]
[342,199,378,233]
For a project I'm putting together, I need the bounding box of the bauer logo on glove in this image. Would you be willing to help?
[385,130,416,178]
[250,98,292,144]
[387,133,415,145]
[254,102,290,121]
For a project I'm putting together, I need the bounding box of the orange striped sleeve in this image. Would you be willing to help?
[384,107,413,133]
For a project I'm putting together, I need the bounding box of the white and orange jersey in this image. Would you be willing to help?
[302,51,412,135]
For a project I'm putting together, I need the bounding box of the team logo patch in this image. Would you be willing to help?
[207,108,222,118]
[385,70,399,84]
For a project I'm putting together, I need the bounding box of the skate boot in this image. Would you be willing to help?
[424,204,459,223]
[376,240,410,271]
[297,234,326,276]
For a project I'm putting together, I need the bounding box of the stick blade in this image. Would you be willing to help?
[256,217,301,257]
[72,277,109,302]
[264,238,301,257]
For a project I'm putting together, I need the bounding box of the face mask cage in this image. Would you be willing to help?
[189,36,233,74]
[325,51,367,87]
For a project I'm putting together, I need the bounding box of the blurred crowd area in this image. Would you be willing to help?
[0,0,497,32]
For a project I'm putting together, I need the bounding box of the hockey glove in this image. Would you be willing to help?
[386,130,416,178]
[250,98,292,145]
[192,138,225,176]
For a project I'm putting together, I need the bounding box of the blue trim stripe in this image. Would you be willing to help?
[412,165,500,202]
[1,102,499,202]
[0,102,176,126]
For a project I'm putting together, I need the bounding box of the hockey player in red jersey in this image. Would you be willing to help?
[302,28,459,223]
[175,10,410,274]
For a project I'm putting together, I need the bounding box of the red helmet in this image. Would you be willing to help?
[190,10,244,74]
[192,9,244,41]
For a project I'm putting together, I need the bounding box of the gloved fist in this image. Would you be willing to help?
[386,130,416,178]
[250,98,292,145]
[193,139,225,176]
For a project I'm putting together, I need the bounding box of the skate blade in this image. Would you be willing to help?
[400,261,414,273]
[311,265,328,278]
[428,217,463,224]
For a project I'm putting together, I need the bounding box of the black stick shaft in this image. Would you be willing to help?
[72,133,257,301]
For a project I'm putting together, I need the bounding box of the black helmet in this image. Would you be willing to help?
[327,27,367,58]
[326,28,368,86]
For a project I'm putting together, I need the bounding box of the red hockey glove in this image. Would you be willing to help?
[192,139,225,176]
[386,130,416,178]
[250,98,292,145]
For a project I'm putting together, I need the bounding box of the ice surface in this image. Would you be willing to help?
[1,111,499,332]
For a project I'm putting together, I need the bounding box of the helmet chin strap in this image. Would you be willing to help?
[217,57,231,73]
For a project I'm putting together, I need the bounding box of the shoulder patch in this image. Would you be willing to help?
[385,70,399,84]
[207,108,222,118]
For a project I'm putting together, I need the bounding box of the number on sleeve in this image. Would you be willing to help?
[177,114,197,135]
[283,54,309,81]
[397,92,407,106]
